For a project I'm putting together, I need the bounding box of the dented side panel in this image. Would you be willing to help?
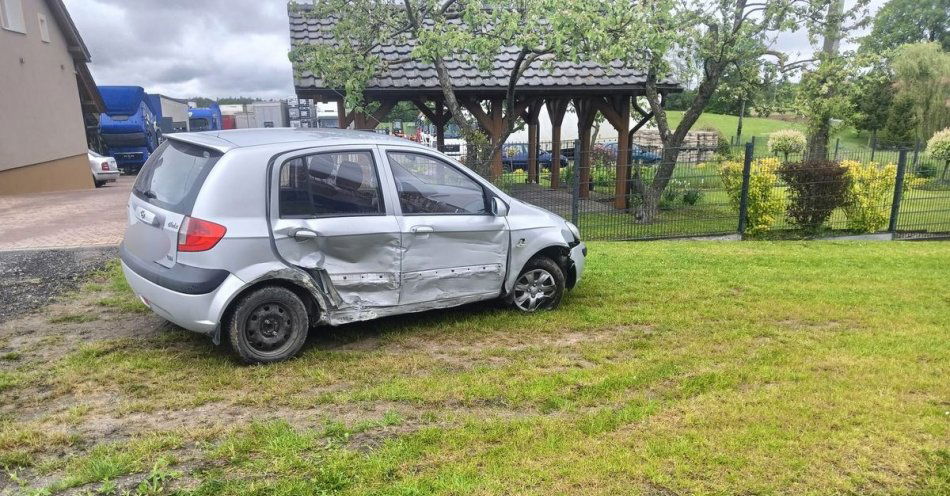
[272,216,402,308]
[397,214,509,305]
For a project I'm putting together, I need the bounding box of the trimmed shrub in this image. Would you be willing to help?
[767,130,807,161]
[778,160,851,232]
[720,157,784,234]
[927,128,950,179]
[841,160,897,233]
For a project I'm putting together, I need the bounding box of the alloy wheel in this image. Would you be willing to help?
[513,269,557,311]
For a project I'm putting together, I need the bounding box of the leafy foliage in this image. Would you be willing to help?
[778,159,851,232]
[880,95,918,146]
[848,54,894,138]
[860,0,950,53]
[795,55,854,157]
[767,130,807,159]
[891,42,950,142]
[927,128,950,162]
[841,160,897,232]
[719,157,784,234]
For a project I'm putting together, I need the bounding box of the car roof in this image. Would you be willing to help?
[165,128,429,153]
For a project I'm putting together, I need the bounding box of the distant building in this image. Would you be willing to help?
[0,0,104,195]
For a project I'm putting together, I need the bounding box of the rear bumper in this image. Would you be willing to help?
[119,244,244,334]
[93,170,119,182]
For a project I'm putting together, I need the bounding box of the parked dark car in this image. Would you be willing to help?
[601,142,662,164]
[502,143,569,171]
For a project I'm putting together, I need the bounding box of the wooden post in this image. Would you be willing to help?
[546,98,569,190]
[353,100,396,130]
[336,100,347,129]
[593,95,631,209]
[522,99,544,184]
[489,99,504,180]
[412,99,449,150]
[573,98,598,200]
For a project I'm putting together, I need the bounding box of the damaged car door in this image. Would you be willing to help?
[271,148,401,308]
[383,148,509,305]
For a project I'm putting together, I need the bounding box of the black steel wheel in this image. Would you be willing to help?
[228,286,309,364]
[510,257,565,312]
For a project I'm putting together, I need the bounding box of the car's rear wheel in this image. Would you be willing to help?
[510,257,565,312]
[228,286,309,364]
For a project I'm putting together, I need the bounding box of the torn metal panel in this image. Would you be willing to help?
[325,291,499,326]
[273,216,402,308]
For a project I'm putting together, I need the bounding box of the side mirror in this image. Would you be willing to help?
[492,197,509,217]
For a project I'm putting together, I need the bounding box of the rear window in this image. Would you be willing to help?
[133,140,222,214]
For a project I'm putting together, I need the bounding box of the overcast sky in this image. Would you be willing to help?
[63,0,888,101]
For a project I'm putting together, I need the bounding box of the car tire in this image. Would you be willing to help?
[228,286,310,364]
[94,179,105,188]
[510,257,565,312]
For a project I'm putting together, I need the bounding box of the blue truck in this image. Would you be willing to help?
[98,86,160,173]
[188,103,223,131]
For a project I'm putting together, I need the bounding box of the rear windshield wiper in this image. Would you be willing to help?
[135,188,157,199]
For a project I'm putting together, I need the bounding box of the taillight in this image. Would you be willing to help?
[101,161,110,171]
[177,216,226,252]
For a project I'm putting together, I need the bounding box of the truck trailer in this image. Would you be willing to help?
[97,86,160,173]
[146,94,190,134]
[188,103,223,131]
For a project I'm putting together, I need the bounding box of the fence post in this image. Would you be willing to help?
[888,149,909,233]
[833,138,840,161]
[737,142,754,236]
[571,139,580,226]
[912,141,921,171]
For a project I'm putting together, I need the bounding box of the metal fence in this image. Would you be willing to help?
[448,138,950,241]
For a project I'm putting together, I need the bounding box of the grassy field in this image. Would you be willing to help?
[666,111,881,151]
[1,242,949,495]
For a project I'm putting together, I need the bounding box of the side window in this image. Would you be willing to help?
[387,151,489,215]
[279,150,384,217]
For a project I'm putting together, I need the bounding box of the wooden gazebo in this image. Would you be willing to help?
[289,10,682,208]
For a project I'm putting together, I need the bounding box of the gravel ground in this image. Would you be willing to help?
[0,246,118,323]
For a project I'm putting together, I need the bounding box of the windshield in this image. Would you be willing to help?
[133,140,222,214]
[189,118,211,131]
[444,123,461,139]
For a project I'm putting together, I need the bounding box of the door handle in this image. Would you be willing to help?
[291,228,320,241]
[411,226,434,234]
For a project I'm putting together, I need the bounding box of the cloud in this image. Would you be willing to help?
[63,0,889,100]
[63,0,295,99]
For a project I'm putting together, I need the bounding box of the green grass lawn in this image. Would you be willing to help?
[2,242,949,494]
[666,111,886,152]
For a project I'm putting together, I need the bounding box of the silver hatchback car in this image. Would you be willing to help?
[121,129,585,363]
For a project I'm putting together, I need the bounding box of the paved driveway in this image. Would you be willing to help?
[0,177,133,251]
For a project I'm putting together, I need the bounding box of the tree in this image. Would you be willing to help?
[290,0,636,178]
[848,55,894,146]
[629,0,841,222]
[796,0,871,161]
[860,0,950,53]
[891,42,950,143]
[880,95,917,146]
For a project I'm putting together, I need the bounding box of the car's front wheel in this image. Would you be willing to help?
[228,286,310,364]
[510,257,565,312]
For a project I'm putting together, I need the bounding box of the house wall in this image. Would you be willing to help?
[0,0,92,192]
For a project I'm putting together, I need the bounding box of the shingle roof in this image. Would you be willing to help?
[289,7,680,97]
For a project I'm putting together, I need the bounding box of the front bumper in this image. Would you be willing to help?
[569,242,586,287]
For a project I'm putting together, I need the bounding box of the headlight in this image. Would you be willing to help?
[565,221,581,242]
